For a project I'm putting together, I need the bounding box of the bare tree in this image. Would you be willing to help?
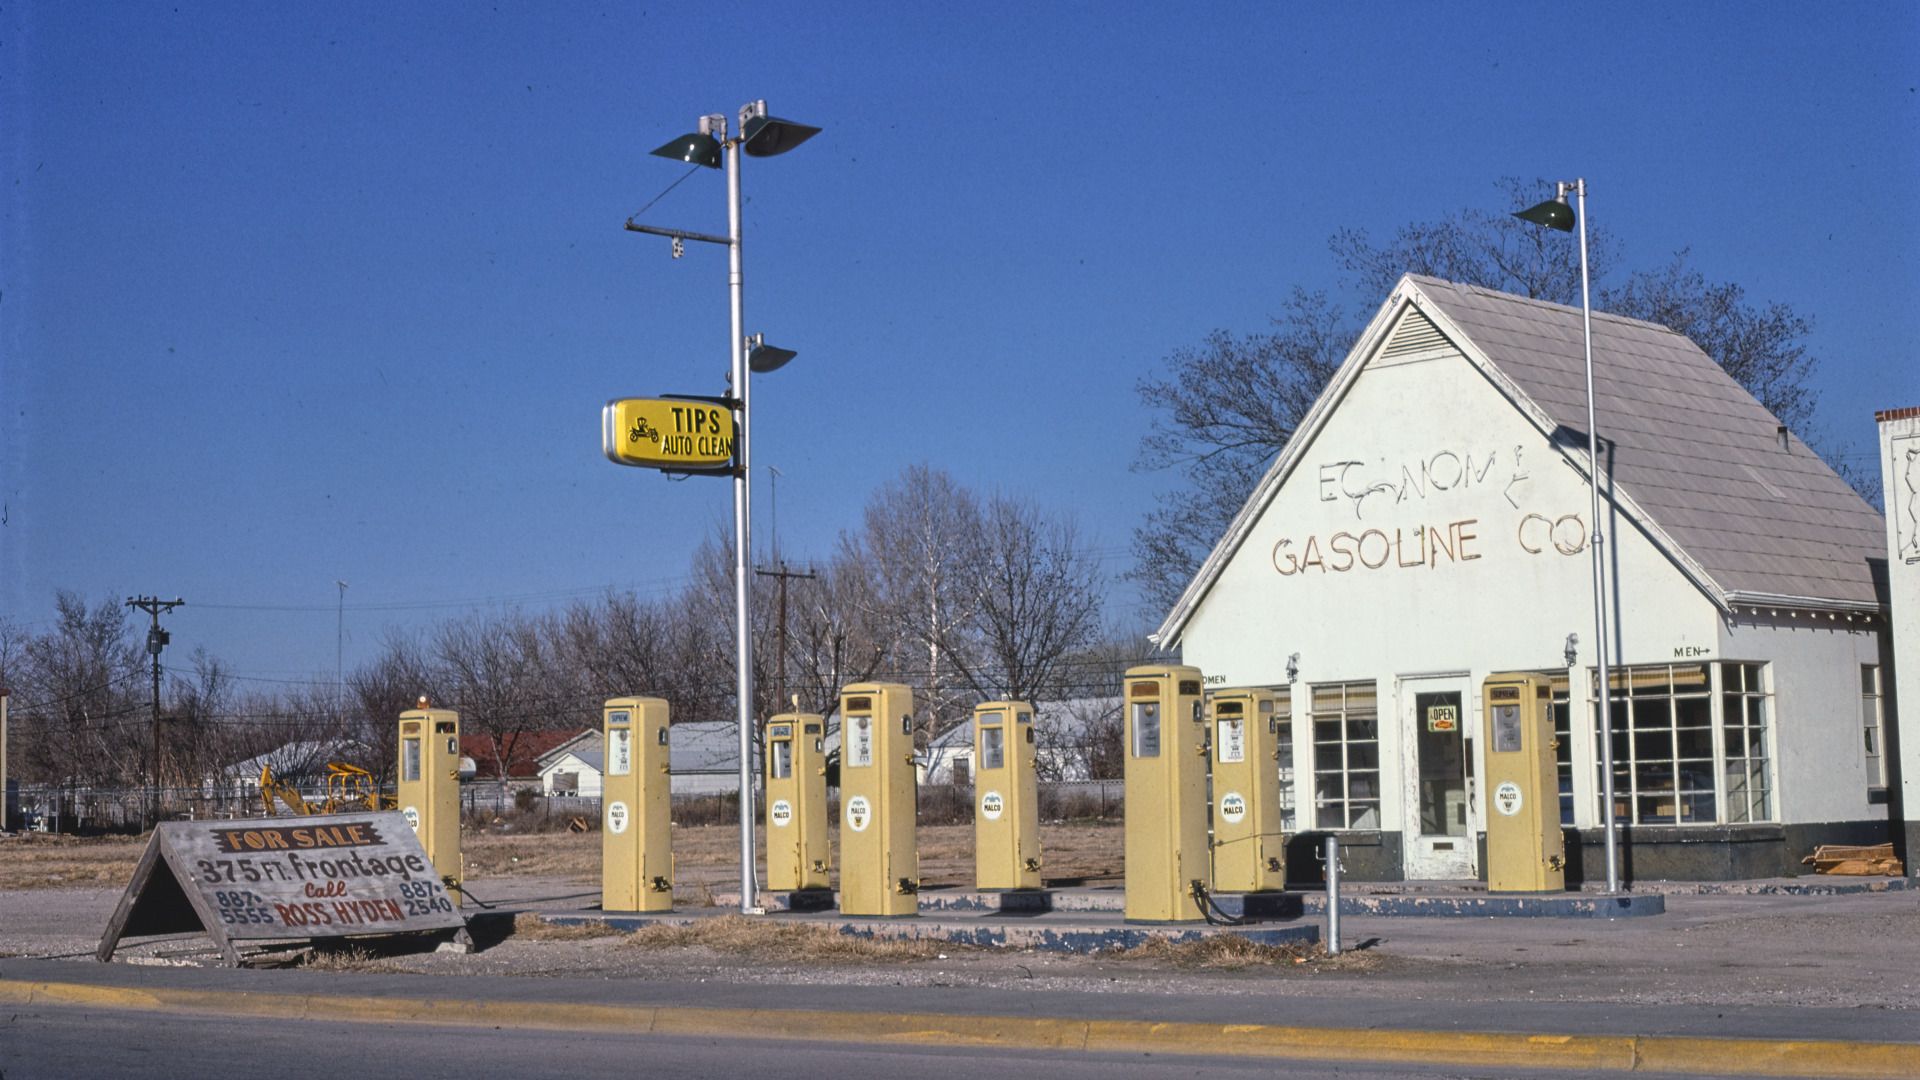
[348,631,440,788]
[432,612,546,791]
[1134,179,1849,614]
[1035,696,1125,781]
[843,465,986,744]
[781,557,887,716]
[1130,290,1349,612]
[1330,177,1623,305]
[947,495,1104,706]
[556,592,674,705]
[163,646,237,790]
[13,592,145,786]
[685,527,777,726]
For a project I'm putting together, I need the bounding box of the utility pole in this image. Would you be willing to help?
[753,564,816,710]
[126,596,184,830]
[1,687,10,833]
[753,464,818,708]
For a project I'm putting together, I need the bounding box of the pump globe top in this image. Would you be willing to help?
[1514,197,1576,232]
[652,131,723,169]
[741,114,821,157]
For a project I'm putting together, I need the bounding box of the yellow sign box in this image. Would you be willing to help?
[603,398,735,470]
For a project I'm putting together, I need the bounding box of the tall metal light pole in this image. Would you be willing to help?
[1515,179,1620,894]
[637,102,818,915]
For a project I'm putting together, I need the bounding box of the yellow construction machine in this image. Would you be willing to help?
[258,762,393,816]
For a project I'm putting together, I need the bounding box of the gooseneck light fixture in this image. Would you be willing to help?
[632,101,819,915]
[1514,178,1619,895]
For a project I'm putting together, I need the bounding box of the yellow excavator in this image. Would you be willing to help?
[259,762,393,816]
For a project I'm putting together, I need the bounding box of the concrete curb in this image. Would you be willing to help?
[4,977,1917,1077]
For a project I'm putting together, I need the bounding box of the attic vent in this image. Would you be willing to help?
[1379,309,1449,359]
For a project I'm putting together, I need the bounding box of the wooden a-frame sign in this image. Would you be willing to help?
[98,811,467,966]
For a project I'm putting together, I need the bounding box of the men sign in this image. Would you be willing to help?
[603,397,735,471]
[98,811,467,966]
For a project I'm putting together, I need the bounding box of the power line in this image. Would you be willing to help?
[189,575,702,614]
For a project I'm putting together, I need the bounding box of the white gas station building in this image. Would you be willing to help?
[1155,275,1898,883]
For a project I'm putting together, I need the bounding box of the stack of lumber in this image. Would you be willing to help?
[1802,843,1904,876]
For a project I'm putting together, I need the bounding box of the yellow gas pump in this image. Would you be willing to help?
[1482,673,1566,892]
[973,701,1041,891]
[396,699,462,901]
[602,696,673,912]
[1123,665,1209,923]
[765,711,830,893]
[1209,688,1286,893]
[838,683,918,916]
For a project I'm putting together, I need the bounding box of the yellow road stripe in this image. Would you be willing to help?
[2,977,1914,1078]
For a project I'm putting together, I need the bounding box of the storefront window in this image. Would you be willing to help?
[1548,676,1574,825]
[1587,663,1772,825]
[1310,681,1379,830]
[1722,663,1771,822]
[1862,665,1886,791]
[1270,689,1296,833]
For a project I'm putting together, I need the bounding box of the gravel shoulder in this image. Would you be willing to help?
[6,868,1917,1013]
[5,829,1916,1014]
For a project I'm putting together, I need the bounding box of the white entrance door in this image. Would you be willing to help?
[1400,676,1476,880]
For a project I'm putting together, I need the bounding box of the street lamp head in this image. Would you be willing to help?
[747,335,797,374]
[1514,195,1576,232]
[652,131,723,169]
[741,113,821,157]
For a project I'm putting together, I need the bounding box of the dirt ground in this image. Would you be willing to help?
[461,821,1126,896]
[5,828,1919,1014]
[0,822,1124,899]
[0,833,153,891]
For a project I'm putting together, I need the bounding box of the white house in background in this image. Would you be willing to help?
[541,748,604,798]
[208,740,368,799]
[919,697,1123,785]
[1156,274,1892,883]
[536,721,752,797]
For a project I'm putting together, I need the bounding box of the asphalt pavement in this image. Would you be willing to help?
[1,1006,1743,1080]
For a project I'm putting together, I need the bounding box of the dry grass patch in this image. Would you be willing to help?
[510,912,625,941]
[623,915,955,963]
[462,821,1126,890]
[0,834,146,891]
[1113,934,1377,972]
[296,944,410,973]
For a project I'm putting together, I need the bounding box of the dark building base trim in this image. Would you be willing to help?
[1285,831,1403,886]
[1285,821,1901,884]
[1566,820,1894,884]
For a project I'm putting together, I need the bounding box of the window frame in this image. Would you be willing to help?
[1309,680,1380,831]
[1862,664,1886,792]
[1583,662,1774,826]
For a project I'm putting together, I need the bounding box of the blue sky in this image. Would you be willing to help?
[4,2,1916,686]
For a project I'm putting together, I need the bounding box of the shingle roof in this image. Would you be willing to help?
[538,721,743,775]
[670,721,743,773]
[461,729,580,779]
[1411,276,1884,606]
[1156,275,1886,645]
